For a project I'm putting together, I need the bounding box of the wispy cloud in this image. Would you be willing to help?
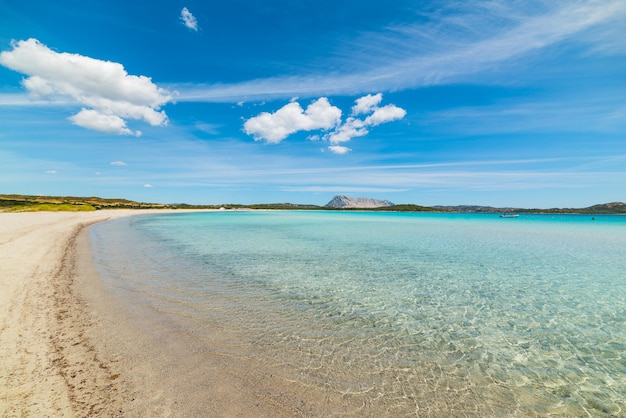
[0,93,74,106]
[180,7,199,32]
[420,96,626,135]
[282,186,410,193]
[172,1,626,102]
[194,122,221,135]
[0,38,172,135]
[139,155,626,198]
[268,166,626,194]
[110,161,127,166]
[244,94,405,153]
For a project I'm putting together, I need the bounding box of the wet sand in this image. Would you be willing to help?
[0,210,307,417]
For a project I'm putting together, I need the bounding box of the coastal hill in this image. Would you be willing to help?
[580,202,626,214]
[434,205,519,213]
[0,194,169,211]
[1,194,625,214]
[0,194,319,212]
[437,202,626,214]
[325,195,394,209]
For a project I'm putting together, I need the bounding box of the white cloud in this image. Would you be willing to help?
[70,109,138,136]
[244,93,405,152]
[110,161,127,166]
[180,7,199,32]
[144,184,154,188]
[0,38,172,135]
[328,145,352,155]
[364,104,406,126]
[243,97,341,144]
[45,170,58,174]
[352,93,382,115]
[327,93,406,147]
[22,75,55,96]
[327,118,368,144]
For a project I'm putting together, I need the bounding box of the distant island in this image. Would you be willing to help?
[323,195,626,214]
[1,193,625,214]
[325,195,394,209]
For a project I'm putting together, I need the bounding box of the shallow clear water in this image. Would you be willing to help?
[91,211,626,416]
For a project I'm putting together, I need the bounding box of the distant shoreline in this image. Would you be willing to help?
[2,193,625,214]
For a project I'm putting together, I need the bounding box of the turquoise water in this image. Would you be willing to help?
[91,211,626,416]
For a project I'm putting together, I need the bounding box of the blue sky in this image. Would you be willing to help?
[1,0,625,207]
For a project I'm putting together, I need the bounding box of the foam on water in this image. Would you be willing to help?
[91,211,626,416]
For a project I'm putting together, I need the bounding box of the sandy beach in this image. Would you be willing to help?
[0,210,303,417]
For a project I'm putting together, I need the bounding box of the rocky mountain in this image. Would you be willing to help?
[325,195,394,209]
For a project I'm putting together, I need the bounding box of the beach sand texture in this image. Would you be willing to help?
[0,211,303,417]
[0,211,126,416]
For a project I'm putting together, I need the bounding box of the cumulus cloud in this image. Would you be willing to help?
[328,94,405,153]
[0,38,172,135]
[364,104,407,126]
[327,118,368,144]
[180,7,199,31]
[243,97,342,144]
[352,93,383,115]
[243,93,405,154]
[326,95,406,153]
[70,109,137,136]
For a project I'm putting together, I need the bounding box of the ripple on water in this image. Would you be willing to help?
[92,212,626,416]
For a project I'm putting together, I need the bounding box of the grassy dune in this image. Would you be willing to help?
[2,203,96,212]
[0,194,167,212]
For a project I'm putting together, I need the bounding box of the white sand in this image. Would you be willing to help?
[0,210,315,417]
[0,211,169,416]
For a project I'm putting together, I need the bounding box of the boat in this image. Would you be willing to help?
[500,213,519,218]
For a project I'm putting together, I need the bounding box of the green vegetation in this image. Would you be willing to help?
[518,202,626,215]
[2,203,96,212]
[0,194,169,211]
[327,204,441,212]
[221,203,326,210]
[1,194,625,214]
[370,204,439,212]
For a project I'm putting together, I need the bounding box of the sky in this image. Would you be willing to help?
[1,0,625,207]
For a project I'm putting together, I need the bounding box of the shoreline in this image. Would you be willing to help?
[0,210,137,416]
[0,210,300,417]
[0,210,176,416]
[3,210,622,415]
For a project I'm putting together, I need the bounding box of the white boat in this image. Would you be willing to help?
[500,213,519,218]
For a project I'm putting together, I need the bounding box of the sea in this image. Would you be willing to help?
[90,211,626,416]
